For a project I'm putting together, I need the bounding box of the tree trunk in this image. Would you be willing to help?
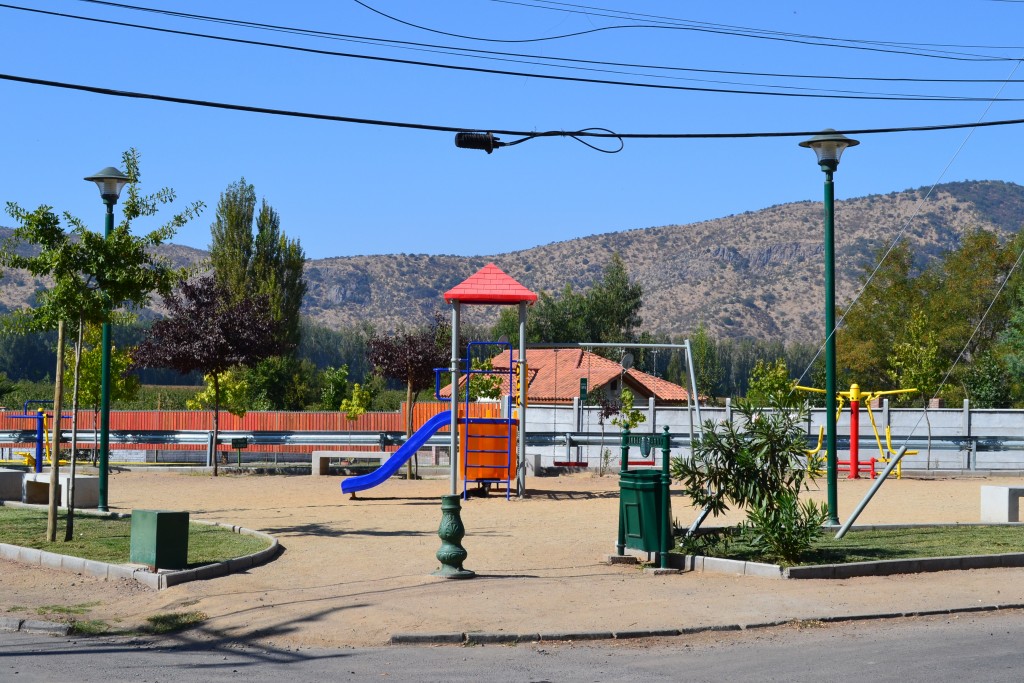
[405,380,415,480]
[64,319,84,542]
[212,373,220,477]
[47,320,65,543]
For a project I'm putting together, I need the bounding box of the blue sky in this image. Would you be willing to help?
[3,1,1024,259]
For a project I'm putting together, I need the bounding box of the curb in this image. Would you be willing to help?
[0,618,71,636]
[0,503,279,590]
[388,603,1024,646]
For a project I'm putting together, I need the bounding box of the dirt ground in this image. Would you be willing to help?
[3,469,1024,648]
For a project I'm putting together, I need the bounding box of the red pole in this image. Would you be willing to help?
[849,384,860,479]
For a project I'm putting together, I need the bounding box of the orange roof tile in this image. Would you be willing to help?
[443,262,538,305]
[489,349,689,404]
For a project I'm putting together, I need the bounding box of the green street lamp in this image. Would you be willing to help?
[84,166,130,512]
[799,129,859,527]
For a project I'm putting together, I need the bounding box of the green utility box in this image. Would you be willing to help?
[130,509,189,570]
[619,470,669,552]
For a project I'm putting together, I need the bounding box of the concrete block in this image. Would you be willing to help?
[743,561,785,579]
[0,469,23,500]
[981,486,1024,523]
[21,620,71,636]
[0,617,24,632]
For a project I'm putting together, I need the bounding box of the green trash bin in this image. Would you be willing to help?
[619,470,666,553]
[130,509,189,570]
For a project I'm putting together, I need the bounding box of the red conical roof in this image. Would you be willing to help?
[444,262,537,305]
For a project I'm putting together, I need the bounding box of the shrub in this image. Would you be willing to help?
[671,395,826,564]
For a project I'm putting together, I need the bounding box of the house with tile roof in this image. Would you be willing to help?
[444,348,689,406]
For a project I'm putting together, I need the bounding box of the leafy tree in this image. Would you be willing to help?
[340,382,373,421]
[209,179,307,407]
[492,253,642,351]
[187,369,251,418]
[745,358,793,406]
[610,388,647,431]
[2,147,199,538]
[690,324,722,402]
[133,275,283,476]
[887,307,942,404]
[68,324,140,457]
[367,313,451,478]
[837,242,919,389]
[671,396,828,565]
[318,365,350,411]
[586,253,643,344]
[964,352,1012,409]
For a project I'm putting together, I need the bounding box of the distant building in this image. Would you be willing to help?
[442,348,689,406]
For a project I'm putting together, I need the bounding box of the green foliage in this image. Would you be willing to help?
[492,253,642,352]
[671,396,826,564]
[690,323,722,401]
[68,324,140,413]
[209,178,307,406]
[460,357,503,402]
[740,493,829,565]
[887,307,940,405]
[745,358,793,406]
[367,312,451,435]
[187,370,251,418]
[610,388,646,431]
[964,352,1012,408]
[318,365,350,410]
[340,382,373,420]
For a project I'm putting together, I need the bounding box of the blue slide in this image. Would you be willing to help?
[340,411,451,494]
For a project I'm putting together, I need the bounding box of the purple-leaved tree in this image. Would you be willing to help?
[133,275,285,475]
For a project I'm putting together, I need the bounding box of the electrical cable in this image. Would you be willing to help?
[349,0,1015,62]
[9,71,1024,139]
[10,3,1015,101]
[70,0,1024,84]
[793,61,1024,399]
[9,3,1020,101]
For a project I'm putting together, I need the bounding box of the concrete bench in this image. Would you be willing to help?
[21,472,99,508]
[311,451,388,476]
[0,468,24,501]
[980,485,1024,523]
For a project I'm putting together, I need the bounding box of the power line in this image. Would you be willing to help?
[350,0,1014,61]
[4,4,1021,102]
[71,0,1024,85]
[6,71,1024,140]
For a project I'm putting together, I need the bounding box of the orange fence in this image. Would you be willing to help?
[0,401,501,453]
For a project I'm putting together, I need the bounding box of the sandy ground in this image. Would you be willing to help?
[3,469,1024,648]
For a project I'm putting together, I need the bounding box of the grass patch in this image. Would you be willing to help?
[37,602,100,616]
[680,525,1024,567]
[0,508,269,567]
[143,611,207,634]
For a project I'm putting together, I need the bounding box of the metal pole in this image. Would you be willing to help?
[449,303,461,496]
[823,169,840,526]
[835,447,908,539]
[98,200,114,511]
[849,383,860,479]
[517,301,527,495]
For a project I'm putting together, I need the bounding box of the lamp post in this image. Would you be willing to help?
[84,166,130,512]
[799,130,859,527]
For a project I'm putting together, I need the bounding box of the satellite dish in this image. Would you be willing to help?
[621,353,634,371]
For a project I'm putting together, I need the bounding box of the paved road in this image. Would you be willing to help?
[2,610,1022,682]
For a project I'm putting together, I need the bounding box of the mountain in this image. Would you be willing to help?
[3,180,1024,343]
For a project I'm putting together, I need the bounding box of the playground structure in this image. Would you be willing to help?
[340,263,536,500]
[7,400,71,473]
[798,384,919,479]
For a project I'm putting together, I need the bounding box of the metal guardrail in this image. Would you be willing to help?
[0,429,1021,455]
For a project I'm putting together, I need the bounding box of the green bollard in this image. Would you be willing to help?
[433,494,475,579]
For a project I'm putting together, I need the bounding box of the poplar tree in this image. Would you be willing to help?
[208,179,306,408]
